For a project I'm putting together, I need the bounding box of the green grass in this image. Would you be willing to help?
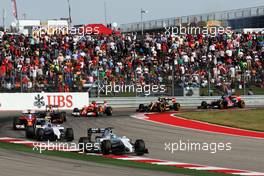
[179,109,264,132]
[0,142,230,176]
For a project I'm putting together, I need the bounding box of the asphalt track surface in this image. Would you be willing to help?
[0,108,263,174]
[0,148,183,176]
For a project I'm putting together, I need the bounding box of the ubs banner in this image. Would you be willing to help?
[0,92,89,110]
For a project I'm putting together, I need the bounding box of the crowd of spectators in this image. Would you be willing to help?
[0,30,263,95]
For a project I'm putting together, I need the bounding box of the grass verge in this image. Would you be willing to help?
[0,142,230,176]
[178,109,264,132]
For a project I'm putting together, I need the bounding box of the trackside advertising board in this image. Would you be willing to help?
[0,92,89,111]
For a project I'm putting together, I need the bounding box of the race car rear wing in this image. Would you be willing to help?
[46,105,59,108]
[159,97,174,101]
[87,127,113,142]
[22,110,36,114]
[87,127,113,134]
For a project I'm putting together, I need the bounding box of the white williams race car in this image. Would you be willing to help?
[78,128,148,155]
[25,119,74,141]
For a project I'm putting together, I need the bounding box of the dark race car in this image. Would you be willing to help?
[137,97,180,112]
[37,105,67,124]
[72,101,112,117]
[13,110,38,130]
[198,95,245,109]
[78,127,148,156]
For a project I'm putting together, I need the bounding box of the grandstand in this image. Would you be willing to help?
[120,6,264,33]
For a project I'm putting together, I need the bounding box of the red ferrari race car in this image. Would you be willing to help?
[198,95,246,109]
[72,101,113,117]
[13,110,37,130]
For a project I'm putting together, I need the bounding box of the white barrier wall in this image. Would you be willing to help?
[0,92,89,111]
[90,95,264,108]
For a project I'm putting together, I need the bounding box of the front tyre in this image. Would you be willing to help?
[200,101,208,109]
[101,140,111,155]
[36,128,45,141]
[138,104,145,112]
[25,126,35,139]
[134,139,146,156]
[65,128,74,141]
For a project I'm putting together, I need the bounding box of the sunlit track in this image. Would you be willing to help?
[0,109,263,173]
[0,148,182,176]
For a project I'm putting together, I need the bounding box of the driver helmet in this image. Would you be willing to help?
[91,101,96,106]
[110,133,117,139]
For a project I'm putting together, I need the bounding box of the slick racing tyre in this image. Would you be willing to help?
[101,140,111,155]
[73,108,79,113]
[94,107,99,117]
[218,100,224,109]
[138,104,145,111]
[65,128,74,141]
[105,107,113,116]
[200,101,208,109]
[25,126,35,139]
[238,100,245,108]
[62,112,67,122]
[13,117,20,130]
[72,108,80,117]
[78,137,90,152]
[36,128,45,141]
[158,103,166,112]
[134,139,146,156]
[173,103,180,111]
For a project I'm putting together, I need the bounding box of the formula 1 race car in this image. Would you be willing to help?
[72,101,113,117]
[137,97,180,112]
[13,110,38,130]
[25,118,74,141]
[78,128,148,156]
[37,105,67,123]
[198,95,246,109]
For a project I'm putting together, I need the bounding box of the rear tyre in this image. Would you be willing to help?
[200,101,208,109]
[138,104,145,112]
[238,100,245,108]
[158,103,166,112]
[13,117,20,130]
[218,101,224,109]
[72,108,80,117]
[105,107,113,116]
[222,101,228,109]
[94,107,99,117]
[101,140,111,155]
[36,128,45,141]
[134,139,145,156]
[73,108,79,112]
[65,128,74,141]
[62,112,67,122]
[173,103,180,111]
[26,126,35,139]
